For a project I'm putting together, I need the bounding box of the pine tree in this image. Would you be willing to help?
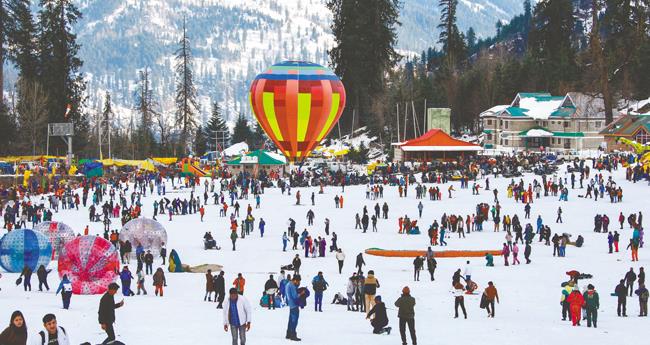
[466,27,476,52]
[174,19,199,155]
[37,0,88,152]
[527,0,578,93]
[204,101,230,151]
[0,101,16,154]
[6,0,38,81]
[587,0,614,124]
[135,69,157,157]
[101,92,114,158]
[602,0,648,99]
[231,114,252,145]
[438,0,466,71]
[0,0,6,96]
[327,0,400,132]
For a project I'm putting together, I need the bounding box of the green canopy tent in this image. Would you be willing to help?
[226,150,286,166]
[226,150,286,177]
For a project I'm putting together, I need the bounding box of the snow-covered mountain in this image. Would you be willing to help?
[71,0,524,124]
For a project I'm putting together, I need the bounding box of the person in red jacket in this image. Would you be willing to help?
[567,289,585,326]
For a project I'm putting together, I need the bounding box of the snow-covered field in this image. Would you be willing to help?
[1,164,647,344]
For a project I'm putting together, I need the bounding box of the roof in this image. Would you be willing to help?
[479,105,509,117]
[226,150,286,165]
[519,126,584,138]
[600,114,650,137]
[508,93,568,119]
[395,129,483,152]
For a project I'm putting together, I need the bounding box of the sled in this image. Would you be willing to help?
[365,248,502,258]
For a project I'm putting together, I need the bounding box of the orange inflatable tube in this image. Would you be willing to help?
[365,248,502,258]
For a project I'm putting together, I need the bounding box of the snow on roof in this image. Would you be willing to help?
[523,128,554,137]
[480,105,508,117]
[223,142,249,156]
[515,95,565,119]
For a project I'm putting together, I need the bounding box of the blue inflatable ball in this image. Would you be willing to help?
[0,229,53,273]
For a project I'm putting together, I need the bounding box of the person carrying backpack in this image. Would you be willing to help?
[55,275,73,309]
[312,272,329,312]
[34,314,70,345]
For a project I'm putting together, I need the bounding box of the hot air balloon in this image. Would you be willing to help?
[249,61,346,161]
[58,236,120,295]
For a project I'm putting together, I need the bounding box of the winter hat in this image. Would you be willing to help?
[402,286,410,295]
[375,295,382,302]
[587,284,594,289]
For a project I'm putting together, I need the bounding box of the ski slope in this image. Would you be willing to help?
[1,163,647,344]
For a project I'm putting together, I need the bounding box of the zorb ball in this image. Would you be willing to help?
[58,236,120,295]
[120,218,167,256]
[0,229,52,273]
[34,221,76,258]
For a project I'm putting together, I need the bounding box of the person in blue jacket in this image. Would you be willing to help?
[285,275,304,341]
[119,266,135,296]
[259,218,266,237]
[56,275,73,309]
[311,272,329,312]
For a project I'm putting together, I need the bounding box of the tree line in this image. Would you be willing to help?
[327,0,650,145]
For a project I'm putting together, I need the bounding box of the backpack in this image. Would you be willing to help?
[313,279,327,292]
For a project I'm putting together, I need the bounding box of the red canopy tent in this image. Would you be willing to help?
[393,129,482,161]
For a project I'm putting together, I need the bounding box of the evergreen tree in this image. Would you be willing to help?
[193,127,207,156]
[6,0,38,81]
[174,19,199,154]
[527,0,579,93]
[602,0,648,99]
[204,101,230,151]
[135,69,157,157]
[466,27,476,52]
[327,0,400,132]
[438,0,466,71]
[37,0,88,152]
[101,92,114,159]
[231,114,252,145]
[0,0,6,96]
[0,101,16,154]
[586,0,614,124]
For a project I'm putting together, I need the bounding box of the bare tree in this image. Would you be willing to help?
[16,79,49,155]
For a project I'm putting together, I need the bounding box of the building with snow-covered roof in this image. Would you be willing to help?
[599,100,650,152]
[480,92,617,151]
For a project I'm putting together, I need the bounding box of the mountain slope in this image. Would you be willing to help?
[67,0,525,124]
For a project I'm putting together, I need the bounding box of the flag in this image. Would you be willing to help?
[64,104,72,119]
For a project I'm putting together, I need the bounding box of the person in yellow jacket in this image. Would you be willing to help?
[561,282,575,321]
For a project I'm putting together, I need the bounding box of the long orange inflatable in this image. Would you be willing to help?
[365,248,503,258]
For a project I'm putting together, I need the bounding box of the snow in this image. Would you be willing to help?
[524,129,554,137]
[518,96,565,120]
[1,163,648,344]
[480,105,509,117]
[223,142,250,156]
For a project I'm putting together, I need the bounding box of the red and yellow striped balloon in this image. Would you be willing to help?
[249,61,346,161]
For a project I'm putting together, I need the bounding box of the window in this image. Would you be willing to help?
[487,134,492,140]
[544,121,548,127]
[487,119,492,126]
[500,120,503,126]
[564,122,569,128]
[594,121,601,129]
[634,129,650,144]
[504,139,509,146]
[505,121,509,129]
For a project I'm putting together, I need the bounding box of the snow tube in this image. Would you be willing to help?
[364,248,502,258]
[168,249,184,272]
